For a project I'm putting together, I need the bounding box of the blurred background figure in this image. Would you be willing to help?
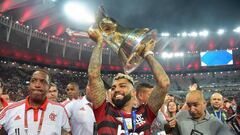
[0,78,8,111]
[62,82,81,105]
[136,82,154,105]
[207,92,227,123]
[227,100,240,135]
[1,93,10,103]
[223,98,236,118]
[47,82,59,102]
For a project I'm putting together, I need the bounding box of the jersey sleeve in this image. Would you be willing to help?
[0,106,9,130]
[93,100,107,123]
[64,101,73,118]
[146,104,157,124]
[61,107,71,132]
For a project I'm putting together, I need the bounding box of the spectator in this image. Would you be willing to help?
[151,100,178,135]
[166,90,233,135]
[223,99,235,118]
[0,69,71,135]
[65,83,95,135]
[207,92,227,123]
[87,28,170,134]
[1,94,10,103]
[161,94,175,116]
[136,82,154,105]
[47,83,59,102]
[227,100,240,135]
[0,78,8,111]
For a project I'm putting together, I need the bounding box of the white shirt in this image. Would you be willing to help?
[65,96,96,135]
[0,97,71,135]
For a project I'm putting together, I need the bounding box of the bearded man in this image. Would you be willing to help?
[87,28,170,134]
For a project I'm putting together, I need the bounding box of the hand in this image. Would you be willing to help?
[143,39,156,53]
[88,27,103,42]
[167,117,177,128]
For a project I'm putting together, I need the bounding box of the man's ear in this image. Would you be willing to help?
[203,101,207,108]
[132,90,136,97]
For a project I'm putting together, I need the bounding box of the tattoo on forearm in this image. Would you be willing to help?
[146,55,170,114]
[88,40,106,108]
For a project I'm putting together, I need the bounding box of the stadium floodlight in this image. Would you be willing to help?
[161,52,168,59]
[217,29,225,35]
[174,52,184,57]
[177,33,181,37]
[190,32,198,37]
[161,32,170,37]
[64,1,95,24]
[233,27,240,33]
[199,30,209,37]
[181,32,187,37]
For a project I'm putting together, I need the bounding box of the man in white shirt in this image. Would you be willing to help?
[0,69,71,135]
[64,84,95,135]
[61,82,81,105]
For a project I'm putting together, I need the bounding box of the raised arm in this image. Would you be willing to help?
[87,29,106,108]
[145,40,170,114]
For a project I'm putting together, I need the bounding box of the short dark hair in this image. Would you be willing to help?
[50,83,57,89]
[33,69,51,84]
[0,78,4,88]
[67,82,80,91]
[136,82,153,94]
[136,82,153,90]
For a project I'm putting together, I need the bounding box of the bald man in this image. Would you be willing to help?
[166,90,233,135]
[207,92,227,123]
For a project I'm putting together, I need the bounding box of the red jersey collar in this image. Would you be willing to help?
[0,97,8,108]
[25,96,48,111]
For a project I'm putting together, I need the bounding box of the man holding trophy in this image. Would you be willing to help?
[87,7,170,135]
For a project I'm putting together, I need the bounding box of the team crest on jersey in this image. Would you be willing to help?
[14,115,21,121]
[116,114,146,127]
[79,107,86,111]
[49,112,57,121]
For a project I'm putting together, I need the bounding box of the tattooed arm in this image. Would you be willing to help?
[145,40,170,114]
[87,29,106,109]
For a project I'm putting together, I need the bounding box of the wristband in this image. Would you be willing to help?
[144,51,154,58]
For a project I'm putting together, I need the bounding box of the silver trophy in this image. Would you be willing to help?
[89,6,157,74]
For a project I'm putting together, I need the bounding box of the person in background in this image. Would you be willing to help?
[47,82,59,102]
[0,78,8,111]
[223,99,236,118]
[136,82,154,105]
[151,100,178,135]
[207,92,227,123]
[62,82,81,105]
[1,94,10,103]
[65,83,95,135]
[166,101,178,119]
[161,94,175,116]
[227,100,240,135]
[165,90,233,135]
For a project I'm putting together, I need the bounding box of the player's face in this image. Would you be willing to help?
[29,71,50,103]
[47,86,58,102]
[111,78,134,108]
[66,84,79,100]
